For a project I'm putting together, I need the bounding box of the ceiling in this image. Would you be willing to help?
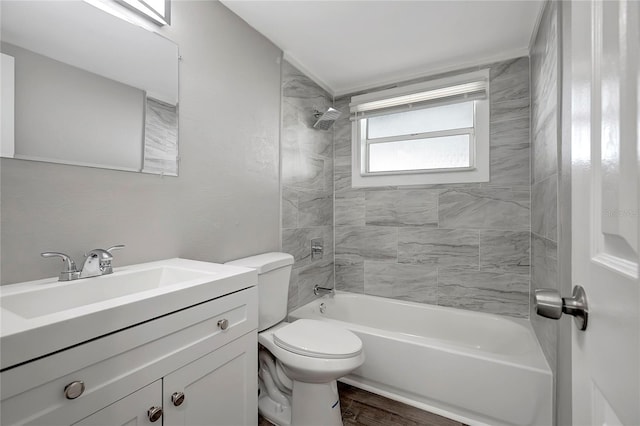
[221,0,544,97]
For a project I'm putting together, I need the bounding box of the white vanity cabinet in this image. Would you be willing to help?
[0,286,258,426]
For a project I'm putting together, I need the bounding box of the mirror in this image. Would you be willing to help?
[0,0,179,175]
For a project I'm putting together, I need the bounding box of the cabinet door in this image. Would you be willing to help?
[163,332,257,426]
[73,381,162,426]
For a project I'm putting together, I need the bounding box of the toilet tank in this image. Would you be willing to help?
[225,252,294,332]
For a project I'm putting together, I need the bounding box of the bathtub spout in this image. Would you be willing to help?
[313,284,334,297]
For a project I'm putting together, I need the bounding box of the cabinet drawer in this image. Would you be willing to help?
[0,287,257,426]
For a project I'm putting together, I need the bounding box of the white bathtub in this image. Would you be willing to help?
[289,292,552,426]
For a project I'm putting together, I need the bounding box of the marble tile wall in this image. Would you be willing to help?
[530,0,560,373]
[143,97,178,176]
[281,61,334,312]
[333,57,532,318]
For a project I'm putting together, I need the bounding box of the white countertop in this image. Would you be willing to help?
[0,258,257,370]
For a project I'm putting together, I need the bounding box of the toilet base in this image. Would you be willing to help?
[258,391,291,426]
[258,379,343,426]
[291,380,343,426]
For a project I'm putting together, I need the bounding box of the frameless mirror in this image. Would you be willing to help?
[0,0,179,175]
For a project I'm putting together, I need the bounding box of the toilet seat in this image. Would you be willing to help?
[259,321,365,384]
[273,319,362,359]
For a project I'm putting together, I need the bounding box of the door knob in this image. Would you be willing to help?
[534,285,589,331]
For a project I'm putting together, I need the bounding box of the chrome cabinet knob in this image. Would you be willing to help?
[217,319,229,330]
[534,285,589,331]
[171,391,185,406]
[64,380,85,399]
[147,406,163,422]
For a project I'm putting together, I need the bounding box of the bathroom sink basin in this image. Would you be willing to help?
[0,258,257,370]
[2,266,217,318]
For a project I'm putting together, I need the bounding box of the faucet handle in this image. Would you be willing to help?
[41,252,80,281]
[41,252,77,270]
[92,245,123,275]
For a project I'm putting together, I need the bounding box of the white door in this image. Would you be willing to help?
[569,0,640,425]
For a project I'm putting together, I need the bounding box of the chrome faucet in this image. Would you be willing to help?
[313,284,334,297]
[41,245,124,281]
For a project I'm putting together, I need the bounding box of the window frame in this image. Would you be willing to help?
[350,69,490,188]
[115,0,170,25]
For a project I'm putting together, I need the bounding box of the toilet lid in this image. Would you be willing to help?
[273,319,362,359]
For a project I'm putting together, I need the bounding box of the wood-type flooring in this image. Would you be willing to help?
[258,382,466,426]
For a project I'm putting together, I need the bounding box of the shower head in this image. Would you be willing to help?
[313,107,341,130]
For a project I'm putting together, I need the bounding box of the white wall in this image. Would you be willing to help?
[0,0,282,284]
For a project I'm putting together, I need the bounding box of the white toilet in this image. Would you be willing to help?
[226,252,364,426]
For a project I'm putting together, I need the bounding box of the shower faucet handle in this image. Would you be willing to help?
[311,238,323,261]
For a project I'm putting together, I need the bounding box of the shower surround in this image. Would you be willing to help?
[281,57,532,319]
[281,61,335,312]
[530,0,561,374]
[332,57,531,318]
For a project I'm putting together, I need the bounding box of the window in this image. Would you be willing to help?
[116,0,170,25]
[350,69,490,187]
